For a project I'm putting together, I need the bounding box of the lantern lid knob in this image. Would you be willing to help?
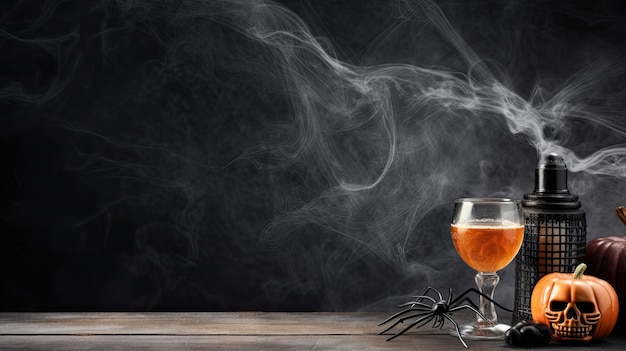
[536,153,567,193]
[523,153,581,209]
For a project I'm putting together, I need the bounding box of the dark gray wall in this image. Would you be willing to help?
[2,0,626,311]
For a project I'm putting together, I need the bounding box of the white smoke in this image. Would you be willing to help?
[220,0,626,308]
[3,0,626,311]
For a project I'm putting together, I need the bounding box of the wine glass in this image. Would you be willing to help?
[450,198,524,339]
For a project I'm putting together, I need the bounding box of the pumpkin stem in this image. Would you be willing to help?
[616,206,626,226]
[573,263,587,279]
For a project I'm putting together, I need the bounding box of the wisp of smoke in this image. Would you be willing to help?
[3,0,626,311]
[234,2,624,244]
[219,0,626,308]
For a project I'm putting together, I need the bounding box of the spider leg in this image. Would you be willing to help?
[379,311,432,335]
[448,288,513,312]
[408,294,437,306]
[397,301,432,310]
[432,315,445,329]
[449,301,491,326]
[450,296,480,312]
[415,286,444,302]
[379,307,431,326]
[443,313,469,348]
[386,314,435,341]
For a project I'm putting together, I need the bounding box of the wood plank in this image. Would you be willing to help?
[0,313,624,350]
[1,334,624,351]
[0,335,474,351]
[0,312,394,335]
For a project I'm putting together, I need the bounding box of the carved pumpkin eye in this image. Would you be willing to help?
[550,301,567,311]
[577,302,595,313]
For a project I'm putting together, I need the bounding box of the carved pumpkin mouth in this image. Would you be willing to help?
[551,324,593,339]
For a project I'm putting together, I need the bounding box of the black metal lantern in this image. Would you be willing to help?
[512,153,587,323]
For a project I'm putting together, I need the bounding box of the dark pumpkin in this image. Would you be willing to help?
[586,236,626,329]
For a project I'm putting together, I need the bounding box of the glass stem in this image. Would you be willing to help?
[475,272,499,326]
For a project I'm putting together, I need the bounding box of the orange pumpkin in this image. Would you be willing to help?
[531,263,619,343]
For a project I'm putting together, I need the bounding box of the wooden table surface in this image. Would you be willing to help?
[1,312,625,350]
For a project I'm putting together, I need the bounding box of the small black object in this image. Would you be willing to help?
[379,286,512,349]
[504,320,551,348]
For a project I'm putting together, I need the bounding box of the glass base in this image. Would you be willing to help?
[450,322,510,340]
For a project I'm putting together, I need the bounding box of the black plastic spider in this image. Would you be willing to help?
[379,286,512,348]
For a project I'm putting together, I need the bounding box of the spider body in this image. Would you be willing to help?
[379,286,511,348]
[432,300,446,315]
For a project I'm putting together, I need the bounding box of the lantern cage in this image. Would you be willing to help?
[511,153,587,323]
[512,209,587,323]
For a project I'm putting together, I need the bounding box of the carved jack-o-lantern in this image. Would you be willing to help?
[544,278,601,341]
[531,263,619,343]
